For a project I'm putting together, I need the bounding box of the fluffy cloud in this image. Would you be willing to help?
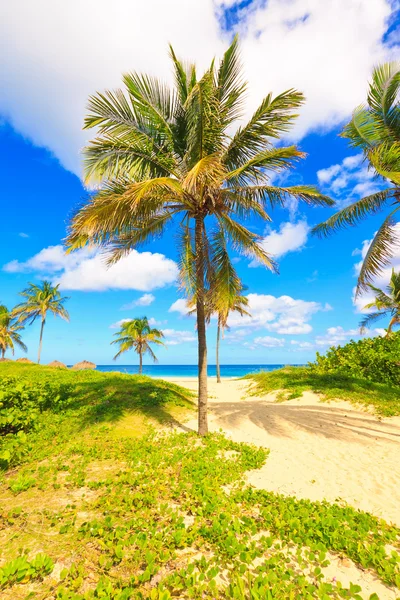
[315,325,385,346]
[250,221,309,266]
[169,299,192,317]
[162,329,196,345]
[228,293,330,334]
[121,294,155,310]
[352,223,400,313]
[253,336,285,348]
[0,1,397,175]
[317,154,385,203]
[3,245,178,292]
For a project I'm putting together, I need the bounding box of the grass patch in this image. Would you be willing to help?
[1,363,400,598]
[244,366,400,416]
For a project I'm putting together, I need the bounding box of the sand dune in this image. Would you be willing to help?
[169,377,400,528]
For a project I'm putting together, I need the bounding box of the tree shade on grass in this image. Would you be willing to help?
[12,281,69,364]
[66,36,333,435]
[313,62,400,296]
[111,317,165,374]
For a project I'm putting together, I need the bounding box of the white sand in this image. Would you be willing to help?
[171,377,400,528]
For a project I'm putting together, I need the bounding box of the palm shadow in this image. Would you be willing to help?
[207,399,400,445]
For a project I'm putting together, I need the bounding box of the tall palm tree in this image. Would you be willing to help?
[13,281,69,363]
[0,304,27,359]
[360,269,400,335]
[66,36,332,435]
[111,317,165,373]
[313,62,400,296]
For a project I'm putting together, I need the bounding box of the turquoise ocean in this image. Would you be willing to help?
[95,364,292,378]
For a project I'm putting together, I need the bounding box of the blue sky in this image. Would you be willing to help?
[0,0,399,365]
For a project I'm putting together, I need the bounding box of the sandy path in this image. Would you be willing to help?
[166,377,400,528]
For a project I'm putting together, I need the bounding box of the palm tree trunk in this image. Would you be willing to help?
[38,317,45,364]
[1,348,4,359]
[195,215,208,436]
[139,351,143,375]
[216,321,221,383]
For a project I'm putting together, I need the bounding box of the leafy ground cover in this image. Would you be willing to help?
[0,363,400,598]
[245,367,400,417]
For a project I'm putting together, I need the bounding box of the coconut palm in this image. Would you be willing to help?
[313,62,400,296]
[111,317,165,373]
[360,269,400,335]
[66,36,333,435]
[0,304,27,359]
[13,281,69,363]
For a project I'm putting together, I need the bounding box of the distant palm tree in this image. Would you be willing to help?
[67,36,332,434]
[360,269,400,335]
[111,317,165,374]
[215,288,250,383]
[0,304,27,359]
[314,62,400,296]
[13,281,69,363]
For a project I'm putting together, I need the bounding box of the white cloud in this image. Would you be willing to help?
[317,154,385,204]
[315,325,384,346]
[251,221,309,266]
[0,1,397,175]
[18,232,29,238]
[162,328,196,345]
[121,294,155,309]
[290,340,314,349]
[253,336,285,348]
[228,293,326,334]
[169,298,192,317]
[3,245,178,292]
[110,318,132,330]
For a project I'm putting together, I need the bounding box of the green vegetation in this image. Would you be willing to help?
[1,363,400,598]
[66,35,332,434]
[246,366,400,416]
[112,318,166,374]
[0,304,27,359]
[312,331,400,388]
[360,269,400,334]
[13,281,70,363]
[314,62,400,295]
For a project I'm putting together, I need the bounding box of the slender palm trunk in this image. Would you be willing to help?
[139,351,143,374]
[387,316,397,336]
[195,215,208,436]
[37,317,45,364]
[1,348,4,359]
[216,321,221,384]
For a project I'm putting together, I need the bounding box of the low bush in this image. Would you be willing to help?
[310,332,400,386]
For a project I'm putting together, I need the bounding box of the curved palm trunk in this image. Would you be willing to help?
[216,321,221,384]
[139,351,143,375]
[195,215,208,436]
[387,316,398,336]
[1,348,4,359]
[37,317,45,364]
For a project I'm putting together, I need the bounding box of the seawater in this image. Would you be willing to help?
[95,364,293,378]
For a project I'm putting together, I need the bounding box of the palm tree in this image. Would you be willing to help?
[215,289,250,383]
[360,269,400,335]
[111,317,165,373]
[13,281,69,363]
[66,36,332,435]
[313,62,400,296]
[0,304,27,359]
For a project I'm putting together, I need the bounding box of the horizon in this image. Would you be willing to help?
[1,0,399,365]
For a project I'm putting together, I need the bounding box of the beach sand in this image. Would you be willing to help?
[167,377,400,598]
[167,377,400,528]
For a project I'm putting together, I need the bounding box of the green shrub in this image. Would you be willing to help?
[0,376,72,468]
[310,332,400,386]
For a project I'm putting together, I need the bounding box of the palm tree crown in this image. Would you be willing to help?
[0,305,27,359]
[13,281,69,363]
[314,62,400,296]
[66,36,332,434]
[360,269,400,334]
[111,317,165,373]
